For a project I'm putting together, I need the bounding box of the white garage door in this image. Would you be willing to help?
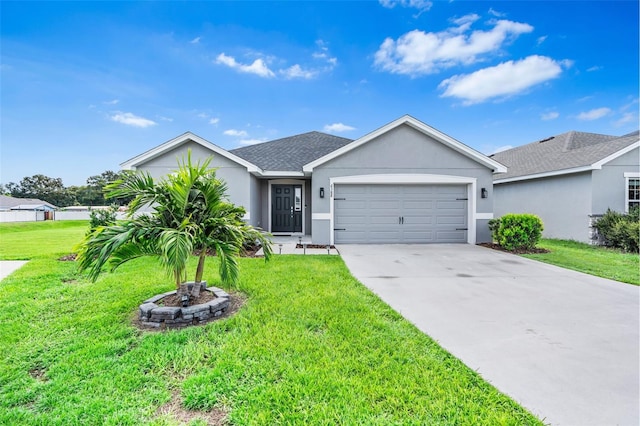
[334,184,468,244]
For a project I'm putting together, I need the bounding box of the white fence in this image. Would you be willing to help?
[55,211,129,221]
[0,211,45,223]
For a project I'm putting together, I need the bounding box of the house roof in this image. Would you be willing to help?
[120,131,260,172]
[0,195,57,210]
[491,130,640,183]
[303,115,507,173]
[230,131,353,172]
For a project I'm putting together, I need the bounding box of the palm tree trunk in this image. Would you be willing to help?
[191,250,206,298]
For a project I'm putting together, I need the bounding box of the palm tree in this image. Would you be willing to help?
[75,152,272,302]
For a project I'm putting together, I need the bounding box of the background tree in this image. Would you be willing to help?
[4,174,74,206]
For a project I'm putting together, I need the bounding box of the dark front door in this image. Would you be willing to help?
[272,184,303,233]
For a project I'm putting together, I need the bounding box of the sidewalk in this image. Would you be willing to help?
[256,236,339,256]
[0,261,28,280]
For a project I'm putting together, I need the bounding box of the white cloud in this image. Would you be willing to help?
[190,36,201,44]
[215,53,275,78]
[614,112,637,127]
[209,117,220,125]
[488,8,506,18]
[238,138,267,146]
[541,111,559,121]
[223,129,248,137]
[576,107,612,121]
[110,112,156,128]
[103,99,119,105]
[379,0,433,14]
[439,55,567,105]
[374,19,534,75]
[281,64,317,80]
[536,35,547,46]
[158,116,173,122]
[587,65,602,72]
[324,123,356,133]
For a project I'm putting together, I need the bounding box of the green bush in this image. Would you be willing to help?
[88,205,118,230]
[595,207,639,252]
[491,214,544,251]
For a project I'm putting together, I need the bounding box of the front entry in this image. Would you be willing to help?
[272,184,303,233]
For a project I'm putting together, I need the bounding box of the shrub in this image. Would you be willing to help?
[595,207,640,252]
[492,214,544,251]
[88,205,118,230]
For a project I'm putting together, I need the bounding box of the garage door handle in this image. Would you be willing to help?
[456,228,468,231]
[456,198,468,200]
[334,228,346,231]
[398,216,405,224]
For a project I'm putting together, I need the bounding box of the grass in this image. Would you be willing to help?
[0,221,542,425]
[522,239,640,285]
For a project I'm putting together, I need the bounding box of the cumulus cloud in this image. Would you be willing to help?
[439,55,568,105]
[577,107,612,121]
[223,129,248,137]
[215,53,275,78]
[324,123,356,133]
[281,64,317,80]
[614,112,637,127]
[110,112,156,128]
[209,117,220,125]
[379,0,433,14]
[374,19,534,75]
[541,111,559,121]
[488,8,506,18]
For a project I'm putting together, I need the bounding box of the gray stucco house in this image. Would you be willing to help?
[121,115,506,245]
[491,130,640,243]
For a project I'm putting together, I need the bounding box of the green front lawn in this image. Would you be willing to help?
[0,221,541,425]
[522,239,640,285]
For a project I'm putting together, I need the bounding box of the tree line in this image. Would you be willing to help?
[0,171,133,207]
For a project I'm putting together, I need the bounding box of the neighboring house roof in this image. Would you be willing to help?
[120,131,260,172]
[303,115,508,173]
[230,131,353,172]
[0,195,57,211]
[492,130,640,184]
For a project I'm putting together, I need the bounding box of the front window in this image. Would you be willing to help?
[627,177,640,212]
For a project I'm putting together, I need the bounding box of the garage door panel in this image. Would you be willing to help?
[334,184,468,244]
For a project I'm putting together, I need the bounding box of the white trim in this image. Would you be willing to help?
[593,141,640,168]
[625,175,640,213]
[267,179,307,235]
[242,212,250,221]
[495,141,640,184]
[475,213,494,220]
[261,171,306,177]
[328,174,478,245]
[120,131,261,173]
[303,115,507,174]
[312,213,331,220]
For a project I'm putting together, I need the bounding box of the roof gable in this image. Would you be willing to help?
[303,115,507,173]
[120,132,260,172]
[230,131,352,172]
[492,130,640,183]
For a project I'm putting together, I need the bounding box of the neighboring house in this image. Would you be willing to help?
[491,130,640,243]
[0,195,57,211]
[121,115,506,245]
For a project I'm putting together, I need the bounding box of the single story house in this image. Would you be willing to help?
[491,130,640,243]
[121,115,507,245]
[0,195,57,211]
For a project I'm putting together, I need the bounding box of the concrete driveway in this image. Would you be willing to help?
[338,244,639,426]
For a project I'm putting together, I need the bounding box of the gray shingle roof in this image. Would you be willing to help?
[0,195,57,210]
[491,130,639,181]
[229,131,353,172]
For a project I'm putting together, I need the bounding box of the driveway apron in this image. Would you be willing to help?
[338,244,639,426]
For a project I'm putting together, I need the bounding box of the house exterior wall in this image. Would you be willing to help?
[592,147,640,214]
[248,175,261,228]
[494,172,592,242]
[133,140,252,215]
[311,124,495,244]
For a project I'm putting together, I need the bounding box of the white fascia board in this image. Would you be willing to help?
[592,141,640,169]
[330,173,476,185]
[303,114,507,173]
[120,131,261,173]
[260,171,306,177]
[494,166,594,184]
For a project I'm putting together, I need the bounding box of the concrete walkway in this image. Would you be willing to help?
[0,260,28,281]
[338,244,639,426]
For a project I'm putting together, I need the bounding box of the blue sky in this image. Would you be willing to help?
[1,0,638,186]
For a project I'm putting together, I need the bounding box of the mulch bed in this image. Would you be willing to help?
[58,253,77,261]
[477,242,550,254]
